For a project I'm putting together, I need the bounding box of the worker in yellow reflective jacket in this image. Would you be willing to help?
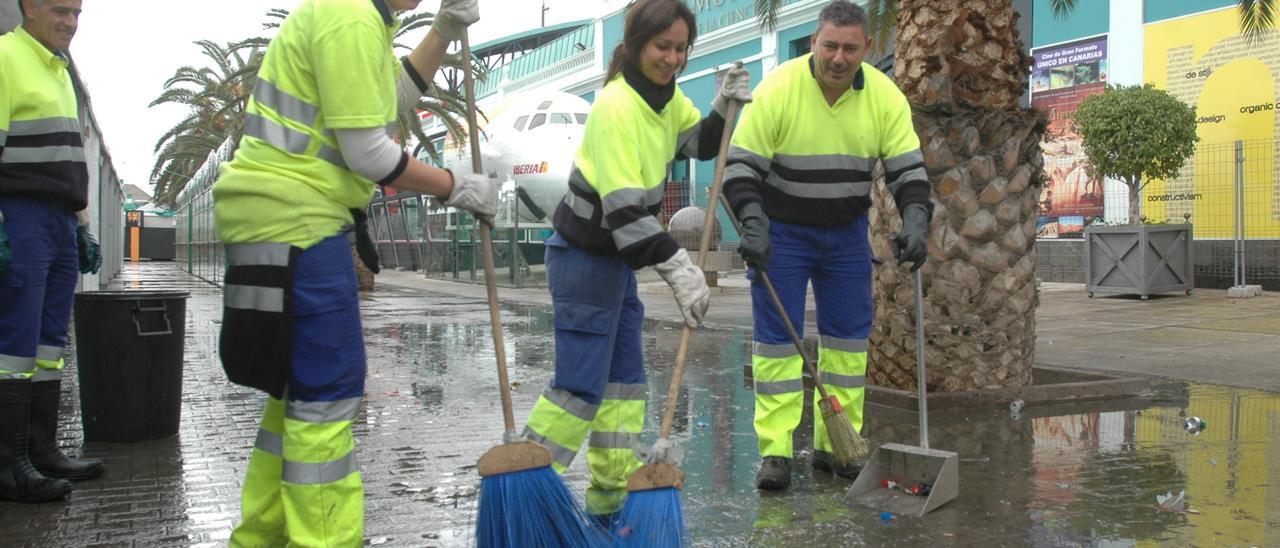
[722,0,933,491]
[520,0,752,526]
[211,0,494,545]
[0,0,104,504]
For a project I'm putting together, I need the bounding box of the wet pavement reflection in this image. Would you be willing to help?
[0,263,1276,546]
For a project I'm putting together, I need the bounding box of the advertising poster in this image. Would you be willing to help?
[1031,36,1109,239]
[1144,7,1280,239]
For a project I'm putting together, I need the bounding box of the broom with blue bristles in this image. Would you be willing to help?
[612,80,743,547]
[461,32,610,548]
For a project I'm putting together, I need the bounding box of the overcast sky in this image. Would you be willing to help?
[69,0,625,195]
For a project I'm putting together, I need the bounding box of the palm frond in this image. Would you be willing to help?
[1240,0,1279,44]
[1049,0,1078,19]
[754,0,783,31]
[865,0,898,55]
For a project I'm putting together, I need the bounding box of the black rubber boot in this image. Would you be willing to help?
[0,380,72,503]
[755,456,792,491]
[29,380,104,481]
[812,450,862,480]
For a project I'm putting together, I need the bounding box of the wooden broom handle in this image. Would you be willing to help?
[460,33,515,434]
[659,85,743,440]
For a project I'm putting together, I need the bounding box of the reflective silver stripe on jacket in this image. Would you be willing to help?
[8,117,80,136]
[243,113,311,155]
[0,354,35,375]
[36,345,63,362]
[254,428,284,456]
[884,149,927,191]
[252,78,319,127]
[0,146,86,164]
[676,124,701,158]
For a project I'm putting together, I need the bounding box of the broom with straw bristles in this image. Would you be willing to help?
[462,32,610,548]
[611,77,743,547]
[714,185,870,470]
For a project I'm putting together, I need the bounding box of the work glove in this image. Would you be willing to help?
[653,248,710,329]
[712,63,752,117]
[349,208,380,274]
[735,203,770,272]
[446,170,498,227]
[76,225,101,275]
[0,219,10,277]
[431,0,479,42]
[892,203,930,272]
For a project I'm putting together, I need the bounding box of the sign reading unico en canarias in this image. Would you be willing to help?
[1144,7,1280,239]
[513,161,549,175]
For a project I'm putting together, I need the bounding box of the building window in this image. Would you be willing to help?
[789,36,811,59]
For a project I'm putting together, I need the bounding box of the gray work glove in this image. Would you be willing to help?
[712,64,752,117]
[431,0,479,42]
[736,203,770,272]
[653,248,710,329]
[893,203,930,272]
[446,170,498,226]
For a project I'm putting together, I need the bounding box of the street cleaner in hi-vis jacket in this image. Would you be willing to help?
[210,0,494,545]
[721,0,933,492]
[518,0,753,527]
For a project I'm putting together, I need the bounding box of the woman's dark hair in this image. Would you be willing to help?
[605,0,698,83]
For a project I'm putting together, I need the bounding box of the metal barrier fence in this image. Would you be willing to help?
[1173,139,1280,287]
[174,142,231,287]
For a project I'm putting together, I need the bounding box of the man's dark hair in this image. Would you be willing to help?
[816,1,868,34]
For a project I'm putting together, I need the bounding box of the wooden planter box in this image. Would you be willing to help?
[1084,224,1194,299]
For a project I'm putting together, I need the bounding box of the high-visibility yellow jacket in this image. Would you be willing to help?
[724,54,931,225]
[553,71,723,269]
[0,26,88,210]
[213,0,401,249]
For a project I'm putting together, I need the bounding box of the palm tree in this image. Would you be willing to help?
[151,7,484,206]
[149,40,260,206]
[750,0,1276,392]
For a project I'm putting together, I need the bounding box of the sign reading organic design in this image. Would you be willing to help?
[1144,7,1280,239]
[685,0,800,36]
[1031,36,1109,238]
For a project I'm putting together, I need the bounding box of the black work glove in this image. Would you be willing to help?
[892,203,930,272]
[350,208,380,274]
[736,203,771,272]
[76,225,102,275]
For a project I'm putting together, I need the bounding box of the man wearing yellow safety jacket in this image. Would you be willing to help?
[520,0,752,526]
[722,0,932,491]
[211,0,494,544]
[0,0,105,504]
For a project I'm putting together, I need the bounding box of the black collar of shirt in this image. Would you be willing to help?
[622,63,676,114]
[809,55,866,91]
[372,0,394,26]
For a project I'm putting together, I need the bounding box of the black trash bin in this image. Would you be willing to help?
[73,290,190,442]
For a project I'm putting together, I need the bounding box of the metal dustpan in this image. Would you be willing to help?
[846,270,959,517]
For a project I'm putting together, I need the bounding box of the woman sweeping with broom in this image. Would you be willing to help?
[518,0,752,529]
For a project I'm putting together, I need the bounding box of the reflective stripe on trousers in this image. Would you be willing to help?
[231,396,363,548]
[522,234,647,516]
[750,217,872,458]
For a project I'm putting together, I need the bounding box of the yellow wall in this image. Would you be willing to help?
[1143,8,1280,238]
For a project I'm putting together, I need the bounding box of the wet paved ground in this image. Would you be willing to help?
[0,262,1277,546]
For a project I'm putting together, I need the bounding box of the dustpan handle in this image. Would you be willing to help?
[914,269,928,449]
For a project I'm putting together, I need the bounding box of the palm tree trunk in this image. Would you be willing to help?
[868,0,1046,391]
